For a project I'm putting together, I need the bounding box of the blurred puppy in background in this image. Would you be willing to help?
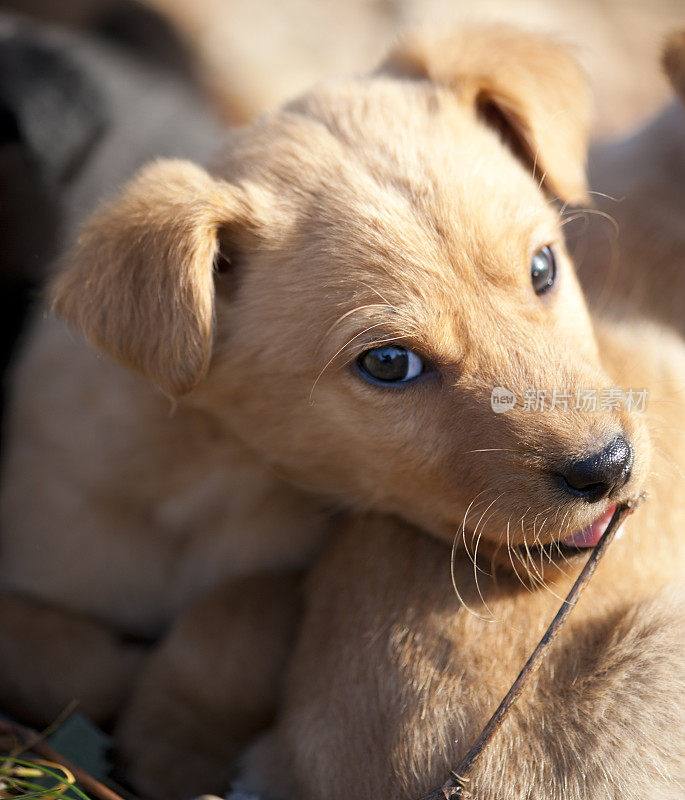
[0,4,218,446]
[576,28,685,334]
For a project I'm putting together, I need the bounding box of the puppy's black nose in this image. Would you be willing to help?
[558,436,633,502]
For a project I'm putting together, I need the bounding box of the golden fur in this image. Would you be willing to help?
[0,24,682,799]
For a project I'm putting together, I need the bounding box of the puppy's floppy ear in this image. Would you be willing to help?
[662,29,685,104]
[380,26,591,204]
[52,159,247,397]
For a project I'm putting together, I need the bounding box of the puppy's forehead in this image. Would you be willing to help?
[225,78,557,293]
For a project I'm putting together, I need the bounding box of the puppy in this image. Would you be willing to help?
[576,29,685,335]
[0,7,221,746]
[0,23,655,798]
[238,34,685,800]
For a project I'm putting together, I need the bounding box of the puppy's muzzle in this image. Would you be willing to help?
[557,435,634,503]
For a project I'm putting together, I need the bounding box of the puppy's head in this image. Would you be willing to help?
[53,26,649,573]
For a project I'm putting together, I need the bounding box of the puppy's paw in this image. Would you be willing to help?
[115,573,301,800]
[0,590,144,727]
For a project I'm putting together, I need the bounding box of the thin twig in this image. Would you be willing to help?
[6,701,79,762]
[0,717,128,800]
[418,498,643,800]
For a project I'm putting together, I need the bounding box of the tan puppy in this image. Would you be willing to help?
[119,30,659,797]
[577,29,685,334]
[0,24,658,798]
[238,33,685,800]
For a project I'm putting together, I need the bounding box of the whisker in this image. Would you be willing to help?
[522,515,546,589]
[460,448,514,455]
[459,491,490,570]
[451,490,494,621]
[357,281,398,310]
[309,321,388,403]
[585,189,622,202]
[471,495,505,616]
[319,303,394,347]
[450,540,494,622]
[506,509,536,593]
[469,495,501,551]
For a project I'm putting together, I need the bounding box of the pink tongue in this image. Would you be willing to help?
[562,504,617,548]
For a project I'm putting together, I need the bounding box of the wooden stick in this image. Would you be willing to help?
[0,717,130,800]
[417,498,641,800]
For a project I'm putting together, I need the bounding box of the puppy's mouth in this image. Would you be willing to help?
[515,503,621,562]
[559,503,617,550]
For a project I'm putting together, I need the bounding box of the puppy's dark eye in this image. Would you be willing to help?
[358,346,423,384]
[531,245,556,295]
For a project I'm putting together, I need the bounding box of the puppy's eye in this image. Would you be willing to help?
[358,346,424,384]
[531,245,556,295]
